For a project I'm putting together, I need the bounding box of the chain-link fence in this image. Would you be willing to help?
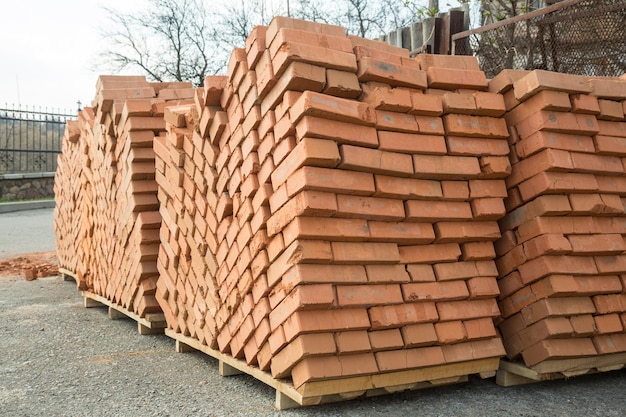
[452,0,626,78]
[0,105,76,174]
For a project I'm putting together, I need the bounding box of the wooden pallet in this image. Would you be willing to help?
[82,291,166,335]
[59,267,77,284]
[165,329,500,409]
[496,353,626,386]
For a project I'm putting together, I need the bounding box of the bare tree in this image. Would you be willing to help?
[98,0,222,86]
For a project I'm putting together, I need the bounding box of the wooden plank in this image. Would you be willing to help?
[82,291,166,332]
[531,352,626,374]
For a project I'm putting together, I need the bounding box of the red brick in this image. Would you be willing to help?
[515,216,596,244]
[282,264,367,286]
[289,90,375,126]
[290,353,378,388]
[331,241,400,264]
[340,145,414,177]
[334,331,372,354]
[517,255,598,285]
[399,243,461,264]
[336,194,404,221]
[323,69,361,99]
[521,297,596,327]
[269,284,336,331]
[521,338,597,367]
[597,120,626,137]
[282,308,371,342]
[595,255,626,274]
[434,221,501,243]
[443,114,509,139]
[266,239,333,286]
[282,216,370,246]
[505,90,572,126]
[266,16,346,44]
[444,338,506,363]
[437,299,500,321]
[593,293,626,314]
[518,171,599,202]
[376,346,445,371]
[414,54,479,71]
[594,313,624,335]
[357,56,427,89]
[361,83,413,112]
[365,264,411,283]
[442,92,476,115]
[570,93,601,114]
[522,234,572,260]
[471,198,506,220]
[286,166,375,197]
[268,26,352,58]
[378,131,447,155]
[412,154,481,179]
[295,115,378,148]
[464,317,497,340]
[480,155,512,178]
[588,77,626,100]
[461,242,496,261]
[516,111,600,138]
[506,148,574,188]
[593,333,626,354]
[446,136,509,157]
[566,234,626,255]
[499,195,572,231]
[597,99,625,121]
[404,200,472,222]
[413,115,446,135]
[574,275,623,296]
[409,91,443,116]
[402,281,469,302]
[349,35,409,60]
[513,70,592,102]
[425,67,488,90]
[270,137,341,189]
[267,190,337,236]
[435,321,467,344]
[488,69,529,94]
[368,221,435,244]
[468,179,508,199]
[594,135,626,156]
[467,277,500,299]
[441,180,469,201]
[434,261,486,281]
[374,175,442,199]
[260,61,326,114]
[368,302,438,329]
[401,323,438,347]
[336,284,403,307]
[515,131,596,159]
[369,329,404,351]
[473,91,506,117]
[270,332,336,379]
[375,110,419,133]
[569,314,597,336]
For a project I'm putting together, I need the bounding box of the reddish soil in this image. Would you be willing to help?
[0,251,59,280]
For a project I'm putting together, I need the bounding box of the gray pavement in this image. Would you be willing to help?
[0,207,56,259]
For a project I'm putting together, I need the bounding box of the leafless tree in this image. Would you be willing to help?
[98,0,222,86]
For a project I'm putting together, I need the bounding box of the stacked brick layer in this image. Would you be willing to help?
[54,75,195,317]
[493,69,626,367]
[153,17,507,390]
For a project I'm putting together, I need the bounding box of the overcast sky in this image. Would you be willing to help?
[0,0,144,113]
[0,0,462,114]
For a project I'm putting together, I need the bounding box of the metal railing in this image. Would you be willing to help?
[0,104,76,174]
[452,0,626,78]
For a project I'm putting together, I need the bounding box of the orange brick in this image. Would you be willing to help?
[412,154,481,179]
[368,221,435,244]
[336,284,403,307]
[522,233,572,260]
[270,332,336,379]
[290,353,378,388]
[369,329,404,351]
[570,93,601,114]
[513,69,592,102]
[436,299,500,321]
[283,264,367,286]
[499,195,572,232]
[443,338,505,363]
[446,136,509,157]
[375,110,419,133]
[340,144,414,177]
[480,155,512,179]
[404,200,472,222]
[334,331,372,354]
[378,131,447,155]
[413,115,446,135]
[409,91,443,116]
[282,216,370,246]
[517,255,598,285]
[268,26,352,58]
[268,284,336,331]
[505,90,572,126]
[361,83,413,112]
[467,277,500,299]
[442,92,476,115]
[425,67,488,90]
[376,346,445,371]
[487,68,529,94]
[473,91,506,117]
[434,261,495,281]
[270,137,341,189]
[374,175,442,199]
[336,194,405,221]
[506,148,574,188]
[461,241,496,261]
[266,190,337,236]
[515,131,595,159]
[595,255,626,274]
[434,221,501,243]
[597,99,624,121]
[594,313,624,335]
[289,91,375,126]
[593,293,626,314]
[567,234,626,255]
[364,264,411,283]
[331,241,400,264]
[464,317,497,340]
[399,243,461,264]
[518,171,599,202]
[516,111,600,138]
[435,320,467,344]
[471,198,506,220]
[521,338,597,367]
[414,54,480,71]
[295,115,378,148]
[593,333,626,354]
[443,114,509,139]
[594,135,626,156]
[357,56,427,89]
[570,314,597,336]
[324,69,361,99]
[401,323,438,347]
[441,180,469,201]
[368,302,439,329]
[282,308,371,342]
[286,166,375,197]
[522,297,596,327]
[402,281,469,302]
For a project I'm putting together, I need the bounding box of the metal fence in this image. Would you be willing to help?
[0,104,76,174]
[452,0,626,78]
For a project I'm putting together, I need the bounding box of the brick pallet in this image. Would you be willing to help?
[54,75,195,332]
[492,69,626,385]
[153,17,507,408]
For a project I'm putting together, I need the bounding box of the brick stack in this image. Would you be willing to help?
[493,69,626,368]
[154,16,507,392]
[54,108,93,285]
[54,75,194,318]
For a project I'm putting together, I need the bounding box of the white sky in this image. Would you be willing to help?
[0,0,462,114]
[0,0,145,113]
